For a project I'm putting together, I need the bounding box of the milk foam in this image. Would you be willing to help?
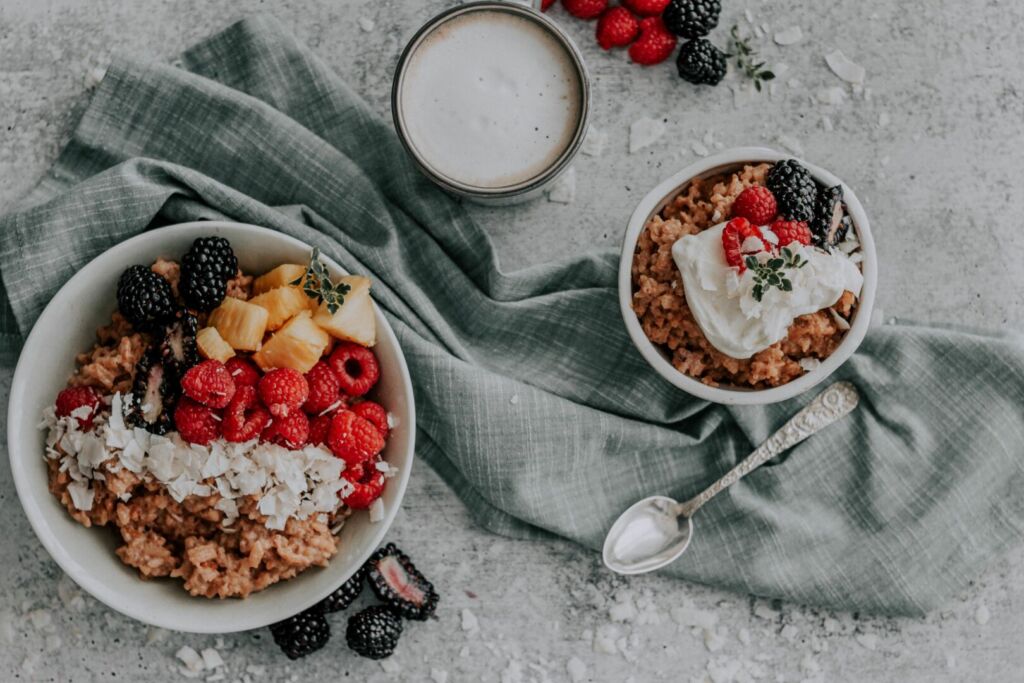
[400,10,583,189]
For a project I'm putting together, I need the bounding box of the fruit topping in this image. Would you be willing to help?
[320,570,365,614]
[258,368,309,418]
[125,352,177,435]
[662,0,721,39]
[769,219,813,248]
[250,286,310,332]
[766,159,817,222]
[181,360,236,409]
[351,401,389,439]
[304,361,343,415]
[180,236,238,312]
[628,16,678,65]
[116,265,176,330]
[311,275,376,347]
[253,264,307,296]
[261,410,310,449]
[622,0,670,15]
[55,386,101,430]
[732,186,777,225]
[158,311,200,375]
[365,544,439,621]
[224,357,260,387]
[345,605,402,660]
[173,397,220,445]
[721,218,764,271]
[221,386,271,443]
[541,0,555,9]
[810,184,847,248]
[253,311,330,374]
[676,38,727,84]
[596,6,640,50]
[308,413,332,446]
[196,326,235,363]
[270,608,331,660]
[328,342,381,397]
[562,0,608,20]
[329,410,385,466]
[208,297,269,352]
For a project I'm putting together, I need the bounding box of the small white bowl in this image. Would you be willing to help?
[7,221,416,633]
[618,147,878,405]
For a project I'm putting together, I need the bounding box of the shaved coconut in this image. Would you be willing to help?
[798,357,822,372]
[774,26,803,46]
[580,125,607,157]
[829,308,852,331]
[629,117,665,154]
[825,49,866,84]
[547,167,576,205]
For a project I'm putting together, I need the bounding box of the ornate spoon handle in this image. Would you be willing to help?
[675,382,859,519]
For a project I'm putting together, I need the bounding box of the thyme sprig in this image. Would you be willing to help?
[291,247,350,314]
[746,247,807,302]
[730,25,775,92]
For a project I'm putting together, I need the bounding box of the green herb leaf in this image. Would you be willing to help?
[294,247,349,314]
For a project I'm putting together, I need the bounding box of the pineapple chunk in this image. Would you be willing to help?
[312,275,376,347]
[253,264,307,296]
[250,286,311,331]
[208,297,269,352]
[196,327,235,363]
[253,311,330,373]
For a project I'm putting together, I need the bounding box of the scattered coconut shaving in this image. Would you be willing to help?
[629,117,666,154]
[774,26,803,46]
[825,49,866,84]
[547,167,577,204]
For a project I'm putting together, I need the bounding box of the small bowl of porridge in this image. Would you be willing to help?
[619,147,878,405]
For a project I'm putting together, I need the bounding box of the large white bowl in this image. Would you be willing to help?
[619,147,878,405]
[7,221,416,633]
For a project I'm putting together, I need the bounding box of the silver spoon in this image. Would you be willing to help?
[602,381,860,575]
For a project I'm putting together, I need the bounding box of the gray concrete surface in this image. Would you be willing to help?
[2,0,1023,681]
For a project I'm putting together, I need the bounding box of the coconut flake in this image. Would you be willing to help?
[369,498,385,523]
[825,49,866,84]
[358,17,375,32]
[829,308,851,331]
[580,125,607,157]
[629,117,665,154]
[798,357,822,372]
[547,167,576,205]
[774,26,803,46]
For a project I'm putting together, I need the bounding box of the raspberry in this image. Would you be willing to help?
[308,413,333,447]
[328,410,385,466]
[622,0,670,15]
[596,7,640,50]
[262,411,310,450]
[55,386,101,430]
[351,401,389,439]
[342,461,386,510]
[732,186,778,225]
[328,343,380,398]
[258,368,309,418]
[541,0,555,9]
[304,361,343,415]
[225,357,260,387]
[628,16,678,65]
[722,218,765,271]
[180,360,236,409]
[222,386,271,443]
[770,219,812,248]
[562,0,608,19]
[174,398,220,445]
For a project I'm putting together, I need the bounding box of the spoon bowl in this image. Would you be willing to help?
[602,496,693,575]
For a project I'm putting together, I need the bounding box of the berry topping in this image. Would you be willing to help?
[732,186,778,225]
[221,386,271,443]
[181,360,236,409]
[55,386,101,430]
[224,357,260,387]
[157,311,199,379]
[766,160,818,223]
[304,361,343,415]
[308,413,333,447]
[770,219,813,248]
[320,570,365,614]
[261,410,310,450]
[328,343,380,397]
[562,0,608,20]
[258,368,309,418]
[270,608,330,660]
[662,0,721,39]
[596,6,640,50]
[174,397,220,445]
[365,544,439,621]
[628,16,678,65]
[622,0,670,15]
[180,236,238,312]
[328,410,385,466]
[351,401,390,439]
[345,605,402,660]
[125,352,177,435]
[721,218,765,271]
[676,38,727,85]
[810,185,848,248]
[116,265,176,330]
[541,0,555,9]
[342,462,386,509]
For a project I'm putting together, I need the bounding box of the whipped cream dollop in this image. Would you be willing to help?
[672,223,863,359]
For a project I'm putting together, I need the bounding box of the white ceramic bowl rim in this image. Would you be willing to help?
[618,147,878,406]
[7,221,416,633]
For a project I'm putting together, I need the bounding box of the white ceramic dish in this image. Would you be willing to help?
[618,147,877,405]
[7,221,416,634]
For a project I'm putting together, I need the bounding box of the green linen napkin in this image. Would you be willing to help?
[3,16,1023,617]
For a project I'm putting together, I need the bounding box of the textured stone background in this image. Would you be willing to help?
[2,0,1023,681]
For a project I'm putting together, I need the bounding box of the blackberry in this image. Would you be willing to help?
[125,351,178,435]
[766,160,818,222]
[157,310,199,380]
[676,39,727,85]
[116,265,176,330]
[810,185,847,248]
[320,570,365,614]
[662,0,721,39]
[270,608,330,660]
[345,606,403,660]
[180,237,238,312]
[366,544,439,621]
